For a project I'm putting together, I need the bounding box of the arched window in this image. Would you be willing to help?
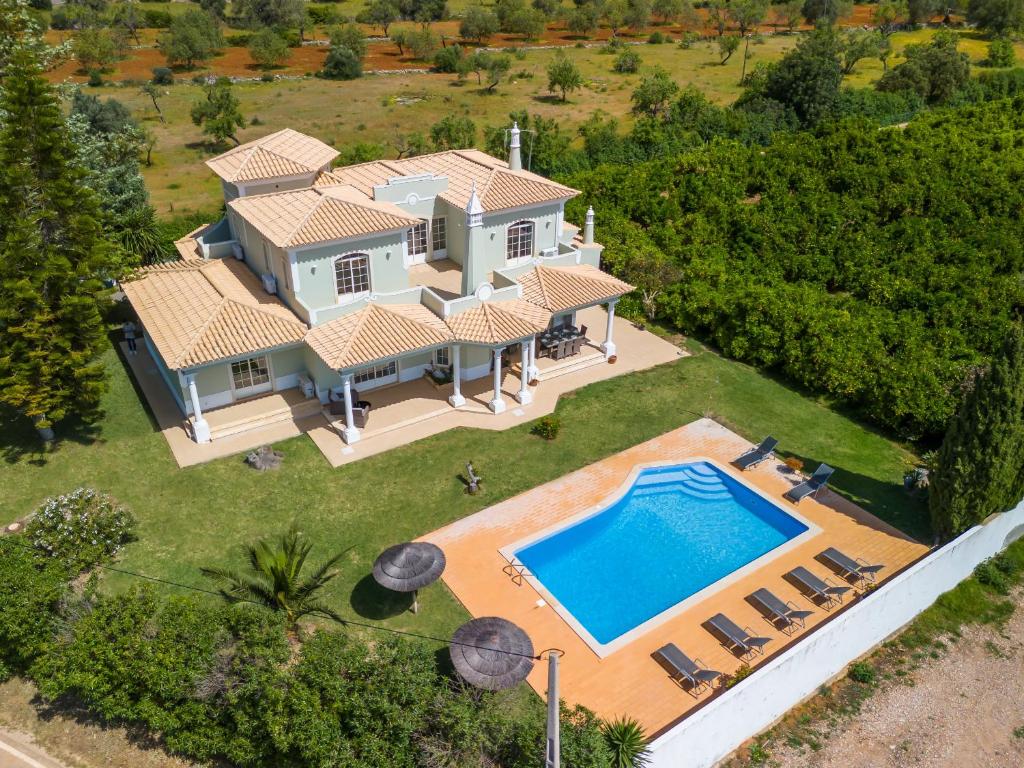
[506,220,534,262]
[335,253,370,300]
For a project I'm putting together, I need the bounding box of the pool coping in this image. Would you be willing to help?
[498,456,822,659]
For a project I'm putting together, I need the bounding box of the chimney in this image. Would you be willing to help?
[583,206,595,245]
[509,122,522,171]
[461,182,486,296]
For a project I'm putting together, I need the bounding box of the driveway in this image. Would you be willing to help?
[0,730,66,768]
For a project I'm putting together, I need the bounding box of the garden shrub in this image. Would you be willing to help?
[142,9,174,28]
[0,540,69,680]
[433,43,465,73]
[25,488,136,571]
[986,37,1015,68]
[152,66,174,84]
[648,31,667,44]
[613,49,640,73]
[847,661,876,685]
[321,45,363,79]
[531,415,561,440]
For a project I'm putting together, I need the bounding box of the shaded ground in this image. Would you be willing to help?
[771,595,1024,768]
[0,679,194,768]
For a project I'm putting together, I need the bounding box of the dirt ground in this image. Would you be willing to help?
[771,601,1024,768]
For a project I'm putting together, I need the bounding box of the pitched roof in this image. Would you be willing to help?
[389,150,579,212]
[305,302,453,370]
[445,299,550,345]
[228,186,423,248]
[517,264,634,313]
[313,160,406,197]
[122,258,307,370]
[173,224,209,261]
[206,129,340,184]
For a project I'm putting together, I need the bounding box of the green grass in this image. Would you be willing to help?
[0,329,927,643]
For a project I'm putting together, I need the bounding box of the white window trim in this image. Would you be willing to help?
[228,354,274,398]
[407,221,429,261]
[333,252,372,305]
[505,220,535,265]
[353,359,399,387]
[431,217,447,259]
[433,347,450,367]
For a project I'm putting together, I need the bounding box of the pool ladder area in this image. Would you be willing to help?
[631,464,735,501]
[502,556,530,586]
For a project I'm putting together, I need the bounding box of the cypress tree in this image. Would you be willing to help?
[930,326,1024,539]
[0,44,118,438]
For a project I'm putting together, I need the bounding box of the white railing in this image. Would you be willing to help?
[648,497,1024,768]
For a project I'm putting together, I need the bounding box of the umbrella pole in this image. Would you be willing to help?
[411,589,419,614]
[545,650,561,768]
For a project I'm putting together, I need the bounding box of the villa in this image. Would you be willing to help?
[122,125,642,453]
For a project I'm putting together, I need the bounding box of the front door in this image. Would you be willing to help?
[407,222,428,266]
[231,355,273,400]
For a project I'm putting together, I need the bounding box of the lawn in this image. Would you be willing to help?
[0,328,929,645]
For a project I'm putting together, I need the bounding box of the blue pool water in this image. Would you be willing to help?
[515,461,808,645]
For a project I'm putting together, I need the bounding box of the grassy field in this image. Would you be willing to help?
[0,328,929,643]
[92,36,800,216]
[64,25,1022,216]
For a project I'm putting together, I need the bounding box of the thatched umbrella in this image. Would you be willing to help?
[372,541,446,614]
[450,617,536,690]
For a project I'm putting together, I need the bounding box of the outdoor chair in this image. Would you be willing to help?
[552,340,568,360]
[352,402,370,429]
[579,324,588,340]
[705,612,772,659]
[569,337,583,356]
[747,588,814,634]
[784,463,834,503]
[733,436,779,471]
[652,643,722,696]
[818,547,885,584]
[785,566,851,610]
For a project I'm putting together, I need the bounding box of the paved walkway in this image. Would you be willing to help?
[0,730,66,768]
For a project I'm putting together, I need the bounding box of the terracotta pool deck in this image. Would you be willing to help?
[424,419,929,736]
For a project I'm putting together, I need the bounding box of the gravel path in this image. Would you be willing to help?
[772,600,1024,768]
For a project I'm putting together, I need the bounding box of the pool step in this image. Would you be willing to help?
[632,481,733,501]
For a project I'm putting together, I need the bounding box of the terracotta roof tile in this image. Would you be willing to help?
[314,160,406,196]
[173,223,210,261]
[206,129,339,183]
[517,264,634,313]
[228,186,422,248]
[305,302,453,370]
[445,299,550,345]
[122,258,307,369]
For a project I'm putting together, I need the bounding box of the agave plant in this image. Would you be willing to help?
[201,523,346,631]
[601,716,651,768]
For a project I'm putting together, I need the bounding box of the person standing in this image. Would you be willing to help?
[123,320,137,355]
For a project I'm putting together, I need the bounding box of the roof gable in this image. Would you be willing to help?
[206,129,340,184]
[517,264,634,313]
[445,299,550,345]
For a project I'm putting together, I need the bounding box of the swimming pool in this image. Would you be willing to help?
[512,460,813,653]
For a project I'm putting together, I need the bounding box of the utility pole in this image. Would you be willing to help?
[545,650,562,768]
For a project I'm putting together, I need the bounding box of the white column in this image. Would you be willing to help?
[601,300,617,360]
[341,373,360,444]
[448,345,465,407]
[517,342,532,404]
[528,337,539,381]
[187,374,211,443]
[489,347,506,414]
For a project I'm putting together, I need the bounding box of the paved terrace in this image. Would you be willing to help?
[122,305,684,468]
[424,419,929,736]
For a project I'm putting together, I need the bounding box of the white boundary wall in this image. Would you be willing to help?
[648,498,1024,768]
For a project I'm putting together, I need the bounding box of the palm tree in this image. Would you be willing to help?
[201,523,347,631]
[601,716,651,768]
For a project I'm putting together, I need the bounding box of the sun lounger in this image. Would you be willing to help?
[784,463,834,503]
[706,613,772,658]
[733,436,779,471]
[652,643,722,695]
[786,566,851,609]
[748,588,814,632]
[819,547,885,584]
